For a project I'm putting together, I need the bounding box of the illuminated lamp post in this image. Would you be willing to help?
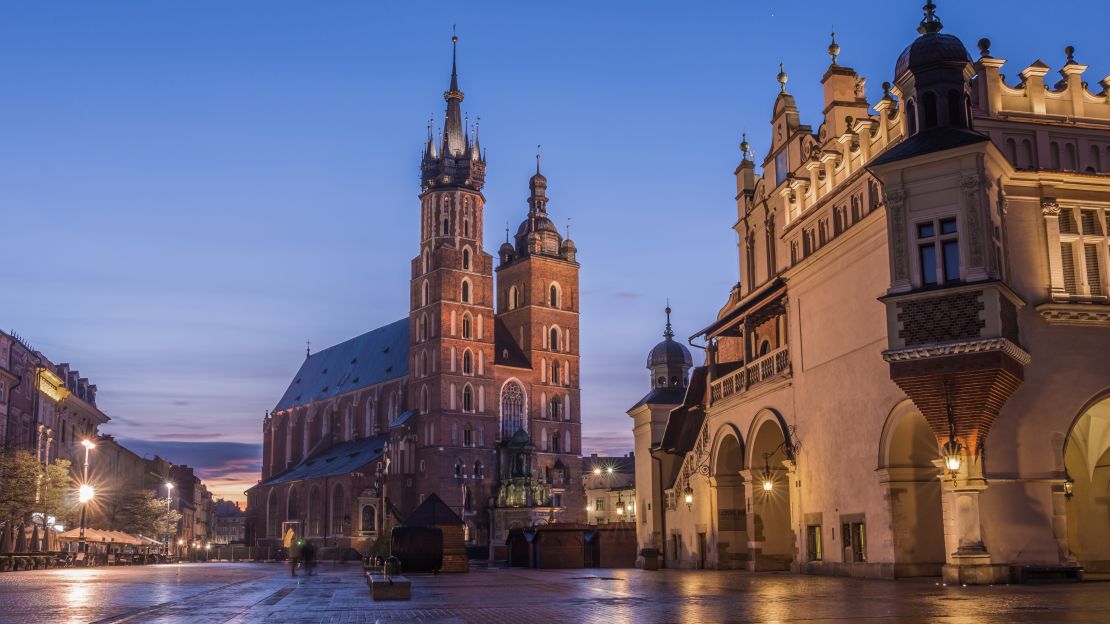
[164,482,174,557]
[78,484,95,554]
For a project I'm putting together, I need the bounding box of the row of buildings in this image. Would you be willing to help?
[631,3,1110,584]
[0,329,240,550]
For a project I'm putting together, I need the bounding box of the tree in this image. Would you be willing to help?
[0,450,74,527]
[116,490,181,537]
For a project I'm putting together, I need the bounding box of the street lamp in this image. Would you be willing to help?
[164,482,174,557]
[683,485,693,509]
[78,484,95,554]
[615,494,625,518]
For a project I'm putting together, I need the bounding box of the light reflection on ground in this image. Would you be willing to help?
[0,563,1106,623]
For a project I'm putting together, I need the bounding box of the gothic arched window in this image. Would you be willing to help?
[422,281,429,306]
[419,314,428,341]
[462,350,473,375]
[549,284,559,307]
[462,314,472,339]
[462,248,471,270]
[549,327,559,352]
[267,491,279,536]
[552,430,561,453]
[551,361,561,385]
[331,484,346,535]
[420,351,428,377]
[361,505,376,533]
[461,280,470,303]
[420,386,429,414]
[308,487,322,536]
[509,286,519,310]
[463,385,474,412]
[500,381,525,437]
[549,395,561,420]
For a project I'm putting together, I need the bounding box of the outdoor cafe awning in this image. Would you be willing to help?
[56,529,161,547]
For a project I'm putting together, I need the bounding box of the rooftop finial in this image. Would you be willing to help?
[1065,45,1076,65]
[828,30,840,65]
[777,63,789,92]
[977,38,991,58]
[305,339,311,359]
[918,1,943,35]
[505,222,509,243]
[536,144,542,175]
[450,26,460,92]
[740,132,753,161]
[566,217,571,240]
[663,301,674,340]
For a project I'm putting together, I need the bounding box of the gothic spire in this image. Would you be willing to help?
[663,302,674,340]
[442,34,466,157]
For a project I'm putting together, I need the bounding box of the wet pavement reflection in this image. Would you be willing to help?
[0,563,1106,623]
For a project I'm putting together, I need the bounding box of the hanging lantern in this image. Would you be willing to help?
[762,476,774,492]
[942,438,962,474]
[1063,477,1074,500]
[683,485,694,508]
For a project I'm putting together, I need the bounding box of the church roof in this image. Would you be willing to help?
[404,493,464,526]
[273,318,408,412]
[257,434,389,487]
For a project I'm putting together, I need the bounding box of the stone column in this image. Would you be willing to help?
[739,468,761,571]
[936,455,1006,585]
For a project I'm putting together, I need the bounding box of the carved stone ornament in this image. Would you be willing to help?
[882,337,1032,366]
[962,176,984,265]
[886,189,909,282]
[1041,198,1061,216]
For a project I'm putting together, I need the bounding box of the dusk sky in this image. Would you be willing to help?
[3,1,1107,505]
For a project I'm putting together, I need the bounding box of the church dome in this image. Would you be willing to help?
[647,336,693,369]
[516,215,560,237]
[894,32,971,80]
[647,305,692,368]
[893,2,971,80]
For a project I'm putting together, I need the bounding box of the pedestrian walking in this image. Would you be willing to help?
[301,539,316,576]
[288,539,302,577]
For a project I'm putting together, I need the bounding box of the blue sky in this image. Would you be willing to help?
[3,1,1107,503]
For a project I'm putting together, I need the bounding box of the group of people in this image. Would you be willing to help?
[289,538,316,576]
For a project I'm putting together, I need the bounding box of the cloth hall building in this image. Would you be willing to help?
[246,40,584,555]
[632,4,1110,584]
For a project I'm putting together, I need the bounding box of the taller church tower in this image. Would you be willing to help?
[405,37,499,532]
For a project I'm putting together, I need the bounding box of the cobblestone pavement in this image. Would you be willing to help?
[0,562,1107,623]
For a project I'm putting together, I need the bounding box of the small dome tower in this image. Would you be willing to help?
[647,305,692,389]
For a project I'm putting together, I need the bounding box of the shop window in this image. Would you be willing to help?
[806,525,823,561]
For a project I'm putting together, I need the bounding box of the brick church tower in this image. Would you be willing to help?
[404,36,499,535]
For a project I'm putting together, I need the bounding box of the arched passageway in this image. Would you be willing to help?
[1064,395,1110,572]
[712,432,747,569]
[748,418,792,570]
[883,406,945,576]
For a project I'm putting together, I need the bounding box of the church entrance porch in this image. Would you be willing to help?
[744,417,794,572]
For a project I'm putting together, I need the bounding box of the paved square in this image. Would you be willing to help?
[0,562,1107,623]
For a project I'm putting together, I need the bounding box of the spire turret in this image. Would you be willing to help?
[663,302,675,339]
[420,33,485,192]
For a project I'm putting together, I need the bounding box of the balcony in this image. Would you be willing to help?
[709,345,791,403]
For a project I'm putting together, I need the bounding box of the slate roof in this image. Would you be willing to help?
[404,493,463,526]
[659,367,709,454]
[259,434,389,487]
[629,386,688,411]
[493,318,531,368]
[870,127,990,167]
[274,318,408,412]
[389,409,417,429]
